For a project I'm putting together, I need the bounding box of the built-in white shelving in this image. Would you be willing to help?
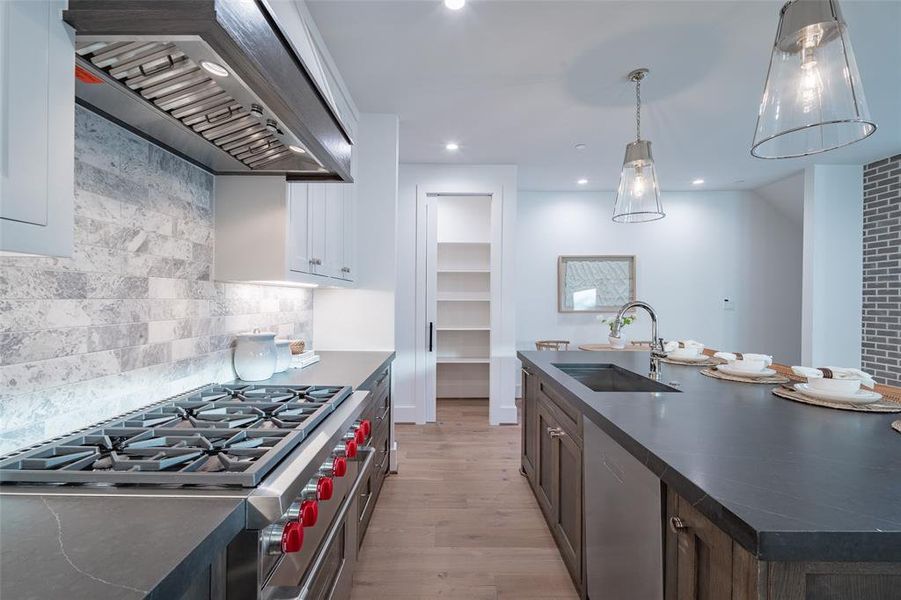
[433,196,492,399]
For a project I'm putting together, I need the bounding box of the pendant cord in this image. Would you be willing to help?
[635,78,641,142]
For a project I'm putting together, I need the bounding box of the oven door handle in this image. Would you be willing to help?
[274,448,375,600]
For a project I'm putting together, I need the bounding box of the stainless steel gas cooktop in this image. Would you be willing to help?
[0,384,351,488]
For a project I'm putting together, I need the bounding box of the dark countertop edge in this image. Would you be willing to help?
[149,499,246,599]
[517,351,901,563]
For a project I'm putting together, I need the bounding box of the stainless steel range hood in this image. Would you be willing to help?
[63,0,352,181]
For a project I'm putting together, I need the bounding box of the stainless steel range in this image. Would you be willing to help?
[0,380,387,600]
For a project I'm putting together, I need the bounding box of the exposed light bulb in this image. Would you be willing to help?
[632,168,646,198]
[445,142,459,151]
[444,0,465,9]
[692,178,705,185]
[577,178,588,185]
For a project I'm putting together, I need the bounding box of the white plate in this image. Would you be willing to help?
[666,353,708,363]
[794,383,882,405]
[717,365,777,378]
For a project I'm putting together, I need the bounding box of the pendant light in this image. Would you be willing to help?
[751,0,876,159]
[613,68,664,223]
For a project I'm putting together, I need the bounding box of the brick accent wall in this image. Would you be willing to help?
[861,154,901,386]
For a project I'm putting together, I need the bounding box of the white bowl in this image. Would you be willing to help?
[670,347,701,359]
[806,376,861,394]
[728,358,767,373]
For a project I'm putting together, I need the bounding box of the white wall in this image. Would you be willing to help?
[313,113,399,350]
[396,164,517,424]
[801,165,863,367]
[515,190,803,365]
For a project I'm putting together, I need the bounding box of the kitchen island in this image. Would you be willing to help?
[0,351,394,600]
[518,350,901,599]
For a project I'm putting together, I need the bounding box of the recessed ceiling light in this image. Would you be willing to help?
[577,178,588,185]
[691,178,705,185]
[200,61,229,77]
[575,144,587,151]
[444,0,465,9]
[288,145,306,154]
[445,142,459,151]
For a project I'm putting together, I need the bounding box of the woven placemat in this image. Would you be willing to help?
[661,356,722,367]
[893,420,901,433]
[700,366,789,384]
[772,385,901,413]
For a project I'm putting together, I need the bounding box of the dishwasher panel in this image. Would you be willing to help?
[584,418,663,599]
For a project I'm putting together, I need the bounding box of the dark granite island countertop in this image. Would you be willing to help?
[518,350,901,562]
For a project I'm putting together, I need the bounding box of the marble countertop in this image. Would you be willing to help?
[518,350,901,562]
[0,350,395,599]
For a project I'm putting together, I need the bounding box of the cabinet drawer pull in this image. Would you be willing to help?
[669,516,688,532]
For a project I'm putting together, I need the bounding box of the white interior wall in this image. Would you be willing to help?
[313,113,399,351]
[396,164,517,424]
[801,164,864,367]
[515,190,803,367]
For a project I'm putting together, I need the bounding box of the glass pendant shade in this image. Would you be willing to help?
[752,0,876,159]
[613,140,664,223]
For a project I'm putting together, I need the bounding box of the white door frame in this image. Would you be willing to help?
[414,184,505,424]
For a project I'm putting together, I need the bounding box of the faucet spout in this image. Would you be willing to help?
[611,300,666,379]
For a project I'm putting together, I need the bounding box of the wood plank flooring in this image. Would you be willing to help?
[351,399,579,600]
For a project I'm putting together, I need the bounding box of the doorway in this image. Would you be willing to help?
[416,191,495,423]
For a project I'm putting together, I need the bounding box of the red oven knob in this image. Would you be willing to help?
[333,456,347,477]
[360,419,371,436]
[317,476,334,501]
[344,440,357,458]
[281,520,303,553]
[300,500,318,527]
[354,428,366,445]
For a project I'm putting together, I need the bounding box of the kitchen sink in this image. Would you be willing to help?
[552,363,681,393]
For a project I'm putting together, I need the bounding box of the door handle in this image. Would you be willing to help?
[428,321,434,352]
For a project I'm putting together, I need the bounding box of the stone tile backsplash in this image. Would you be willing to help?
[0,106,312,453]
[861,154,901,387]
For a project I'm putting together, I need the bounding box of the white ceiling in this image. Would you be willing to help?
[307,0,901,191]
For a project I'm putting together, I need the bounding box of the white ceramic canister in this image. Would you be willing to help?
[234,330,277,381]
[274,339,293,373]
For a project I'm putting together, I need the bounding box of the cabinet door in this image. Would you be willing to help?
[288,183,313,274]
[340,183,355,281]
[553,427,582,585]
[534,399,557,519]
[309,184,327,274]
[521,368,538,481]
[323,184,344,279]
[666,490,734,600]
[0,0,75,256]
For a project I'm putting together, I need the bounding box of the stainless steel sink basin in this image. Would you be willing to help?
[552,363,680,393]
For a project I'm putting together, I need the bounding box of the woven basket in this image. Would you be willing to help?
[290,340,306,355]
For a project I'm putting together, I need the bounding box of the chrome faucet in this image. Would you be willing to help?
[610,300,667,380]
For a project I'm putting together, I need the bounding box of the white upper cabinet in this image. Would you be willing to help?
[0,0,75,256]
[216,178,355,287]
[341,184,356,281]
[288,182,313,273]
[323,184,345,279]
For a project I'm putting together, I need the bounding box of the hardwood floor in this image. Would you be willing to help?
[351,399,579,600]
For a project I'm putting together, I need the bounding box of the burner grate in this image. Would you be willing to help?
[0,384,351,487]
